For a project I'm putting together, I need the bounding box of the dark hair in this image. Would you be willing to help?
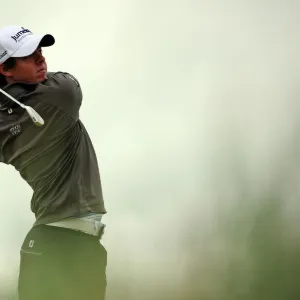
[0,57,16,86]
[2,57,17,70]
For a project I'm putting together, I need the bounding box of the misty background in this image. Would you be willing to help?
[1,0,300,299]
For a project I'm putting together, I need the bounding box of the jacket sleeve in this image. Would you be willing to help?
[43,71,83,119]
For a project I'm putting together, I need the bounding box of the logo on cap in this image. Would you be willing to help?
[11,27,32,43]
[0,50,7,59]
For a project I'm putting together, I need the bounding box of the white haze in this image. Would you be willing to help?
[1,1,300,299]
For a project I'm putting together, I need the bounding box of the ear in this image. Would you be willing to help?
[0,64,13,77]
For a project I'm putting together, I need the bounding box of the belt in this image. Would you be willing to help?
[47,217,105,238]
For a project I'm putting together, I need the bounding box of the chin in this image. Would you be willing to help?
[36,74,48,83]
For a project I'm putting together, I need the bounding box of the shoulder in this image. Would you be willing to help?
[37,71,83,116]
[41,71,82,100]
[44,71,81,92]
[47,72,80,87]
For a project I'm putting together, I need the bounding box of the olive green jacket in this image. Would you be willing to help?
[0,72,106,225]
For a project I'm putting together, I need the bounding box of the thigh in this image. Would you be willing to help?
[18,225,107,300]
[70,240,107,300]
[18,226,66,300]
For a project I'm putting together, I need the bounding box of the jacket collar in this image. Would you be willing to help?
[0,81,38,111]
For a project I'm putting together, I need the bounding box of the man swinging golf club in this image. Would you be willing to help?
[0,25,107,300]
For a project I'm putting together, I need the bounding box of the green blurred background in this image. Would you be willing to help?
[1,0,300,299]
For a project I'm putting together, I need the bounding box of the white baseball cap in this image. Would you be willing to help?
[0,25,55,64]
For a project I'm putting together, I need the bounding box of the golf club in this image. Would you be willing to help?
[0,87,44,126]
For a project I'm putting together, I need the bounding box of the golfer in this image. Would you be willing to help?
[0,25,107,300]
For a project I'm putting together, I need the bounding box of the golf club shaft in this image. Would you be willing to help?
[0,87,24,107]
[0,87,44,126]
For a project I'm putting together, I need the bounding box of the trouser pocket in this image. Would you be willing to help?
[18,247,45,300]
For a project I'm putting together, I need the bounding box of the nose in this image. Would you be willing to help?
[34,50,45,64]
